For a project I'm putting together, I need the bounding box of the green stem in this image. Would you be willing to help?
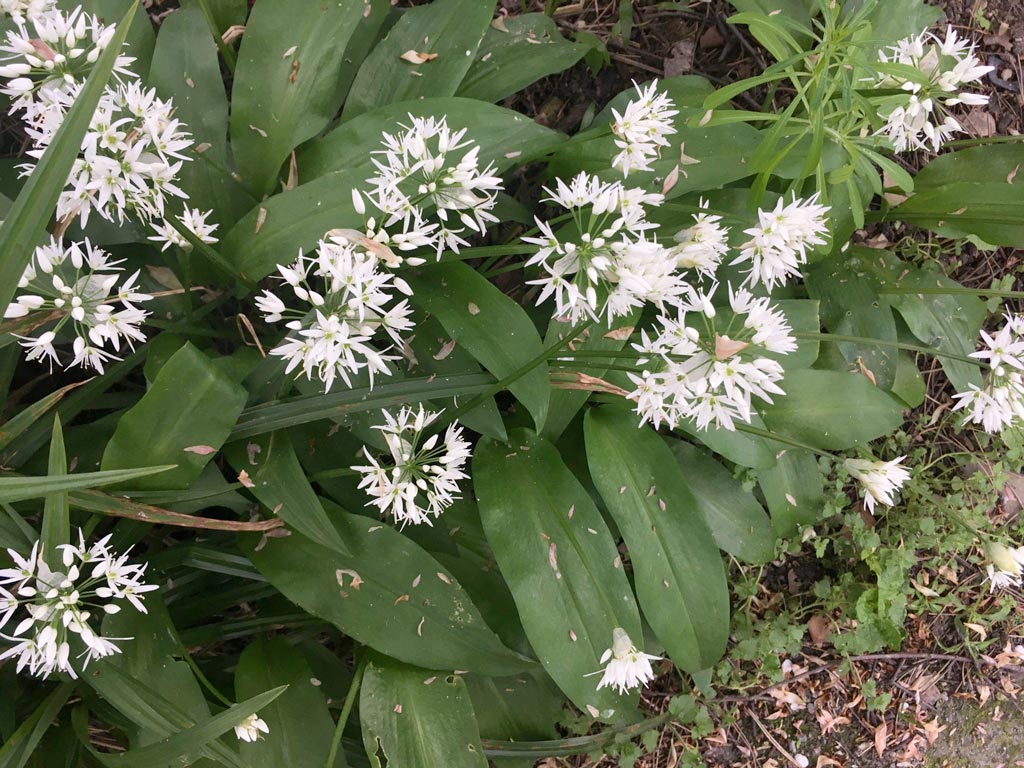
[439,244,538,263]
[544,0,562,15]
[879,285,1024,300]
[432,321,592,432]
[732,423,840,461]
[195,0,237,73]
[325,654,366,768]
[482,711,672,758]
[792,331,982,367]
[165,216,256,291]
[310,467,359,483]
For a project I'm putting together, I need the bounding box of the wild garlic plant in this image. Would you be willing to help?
[1,1,1023,764]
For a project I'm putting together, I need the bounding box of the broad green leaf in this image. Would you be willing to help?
[584,409,729,672]
[235,639,344,768]
[542,312,638,441]
[240,512,532,676]
[550,76,760,198]
[456,13,590,103]
[229,0,382,197]
[0,2,138,319]
[757,448,823,536]
[149,5,252,230]
[805,253,898,389]
[40,417,69,570]
[230,373,495,440]
[406,262,549,430]
[78,0,156,76]
[2,350,146,470]
[0,466,173,503]
[181,0,246,34]
[95,597,234,762]
[225,431,348,555]
[102,343,247,490]
[890,349,926,408]
[360,655,487,768]
[474,429,642,717]
[299,97,562,182]
[761,369,905,451]
[0,382,82,454]
[668,439,775,564]
[230,98,561,282]
[675,412,776,469]
[857,248,985,393]
[892,144,1024,246]
[97,686,287,768]
[405,315,506,441]
[772,300,820,369]
[463,673,563,742]
[842,0,942,54]
[343,0,497,119]
[0,683,74,768]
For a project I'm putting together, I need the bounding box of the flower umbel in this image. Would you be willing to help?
[591,628,660,695]
[4,238,152,373]
[0,530,157,679]
[256,231,415,392]
[523,172,683,323]
[952,313,1024,434]
[352,406,472,527]
[363,114,503,256]
[874,26,993,153]
[627,283,795,431]
[732,193,830,290]
[844,455,910,514]
[610,79,678,177]
[234,713,270,743]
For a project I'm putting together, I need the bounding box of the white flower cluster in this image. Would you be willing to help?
[4,238,152,373]
[148,207,219,252]
[352,406,472,528]
[628,284,796,431]
[843,455,910,514]
[0,0,53,24]
[590,628,660,695]
[361,115,503,256]
[984,542,1024,593]
[256,232,414,392]
[0,5,196,230]
[875,26,993,153]
[732,193,830,291]
[523,172,683,323]
[668,198,730,280]
[953,314,1024,434]
[0,532,156,679]
[611,80,678,177]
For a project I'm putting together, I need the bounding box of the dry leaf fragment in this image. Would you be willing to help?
[467,302,480,315]
[662,164,680,194]
[249,124,268,138]
[336,568,364,590]
[254,207,268,234]
[184,445,217,455]
[874,721,887,757]
[491,15,508,32]
[433,339,457,360]
[282,45,297,58]
[1008,164,1019,184]
[238,470,255,488]
[603,325,634,341]
[400,50,438,64]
